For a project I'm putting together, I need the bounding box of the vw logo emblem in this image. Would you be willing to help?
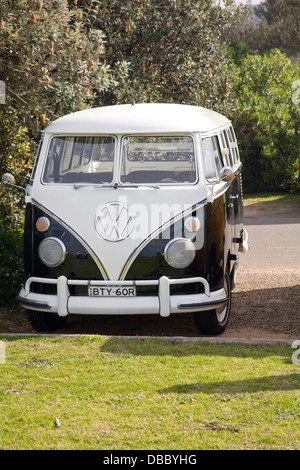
[95,201,135,241]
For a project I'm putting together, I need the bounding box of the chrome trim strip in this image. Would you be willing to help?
[16,295,51,310]
[178,298,227,309]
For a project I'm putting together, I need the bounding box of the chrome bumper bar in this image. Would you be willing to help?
[17,275,227,318]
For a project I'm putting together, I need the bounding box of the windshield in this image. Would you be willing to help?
[43,136,115,184]
[42,135,197,185]
[121,136,196,184]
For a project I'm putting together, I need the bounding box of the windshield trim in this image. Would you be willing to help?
[41,134,117,186]
[119,134,198,187]
[40,133,199,187]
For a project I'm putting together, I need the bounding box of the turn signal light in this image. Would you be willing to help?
[36,216,50,232]
[184,216,201,233]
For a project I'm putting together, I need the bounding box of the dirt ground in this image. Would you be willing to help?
[1,201,299,340]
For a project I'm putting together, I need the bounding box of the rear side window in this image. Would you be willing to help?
[228,126,240,166]
[219,127,240,168]
[43,136,115,184]
[222,130,233,167]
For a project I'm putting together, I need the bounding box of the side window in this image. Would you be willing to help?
[30,136,44,183]
[222,130,233,167]
[228,126,240,166]
[211,136,224,174]
[202,136,224,180]
[219,132,229,167]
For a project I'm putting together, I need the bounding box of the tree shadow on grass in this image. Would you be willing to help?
[158,373,300,395]
[99,335,294,359]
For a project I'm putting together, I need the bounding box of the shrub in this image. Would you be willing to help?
[230,49,300,192]
[0,221,24,306]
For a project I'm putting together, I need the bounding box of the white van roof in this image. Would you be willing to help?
[44,103,231,135]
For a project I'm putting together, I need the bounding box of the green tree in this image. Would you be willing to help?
[256,0,300,54]
[0,0,127,305]
[0,0,126,216]
[0,0,118,126]
[230,49,300,192]
[230,0,300,57]
[82,0,235,111]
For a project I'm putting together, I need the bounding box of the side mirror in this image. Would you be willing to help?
[219,166,233,183]
[2,172,16,187]
[1,173,25,191]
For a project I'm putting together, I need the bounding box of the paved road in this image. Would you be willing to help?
[243,209,300,268]
[224,204,300,340]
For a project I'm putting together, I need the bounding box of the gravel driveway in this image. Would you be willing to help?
[1,199,299,339]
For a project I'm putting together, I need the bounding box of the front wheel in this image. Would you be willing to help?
[193,270,231,335]
[27,309,67,332]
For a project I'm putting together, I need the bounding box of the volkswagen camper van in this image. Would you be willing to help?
[2,103,248,334]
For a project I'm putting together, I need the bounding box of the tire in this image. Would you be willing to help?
[26,309,67,332]
[193,270,231,336]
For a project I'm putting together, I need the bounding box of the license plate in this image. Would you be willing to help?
[88,286,136,297]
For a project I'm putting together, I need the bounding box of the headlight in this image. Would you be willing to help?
[38,237,66,267]
[164,238,196,268]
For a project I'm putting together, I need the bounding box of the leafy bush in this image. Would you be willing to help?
[230,49,300,192]
[0,0,128,304]
[0,0,127,228]
[0,221,24,306]
[89,0,234,111]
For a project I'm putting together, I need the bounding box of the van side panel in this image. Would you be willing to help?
[233,170,244,242]
[205,194,229,291]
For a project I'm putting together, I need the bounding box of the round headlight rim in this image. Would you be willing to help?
[38,237,67,268]
[164,237,196,269]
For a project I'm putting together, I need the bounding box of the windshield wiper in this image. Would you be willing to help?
[73,182,160,190]
[73,182,113,190]
[119,184,160,190]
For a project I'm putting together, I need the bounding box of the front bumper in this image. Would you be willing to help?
[17,275,228,318]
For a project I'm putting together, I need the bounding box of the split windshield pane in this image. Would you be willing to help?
[121,136,197,184]
[43,136,115,184]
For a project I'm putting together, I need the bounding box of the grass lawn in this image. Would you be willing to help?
[0,336,299,450]
[243,191,300,209]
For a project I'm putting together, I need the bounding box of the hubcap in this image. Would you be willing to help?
[216,275,230,324]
